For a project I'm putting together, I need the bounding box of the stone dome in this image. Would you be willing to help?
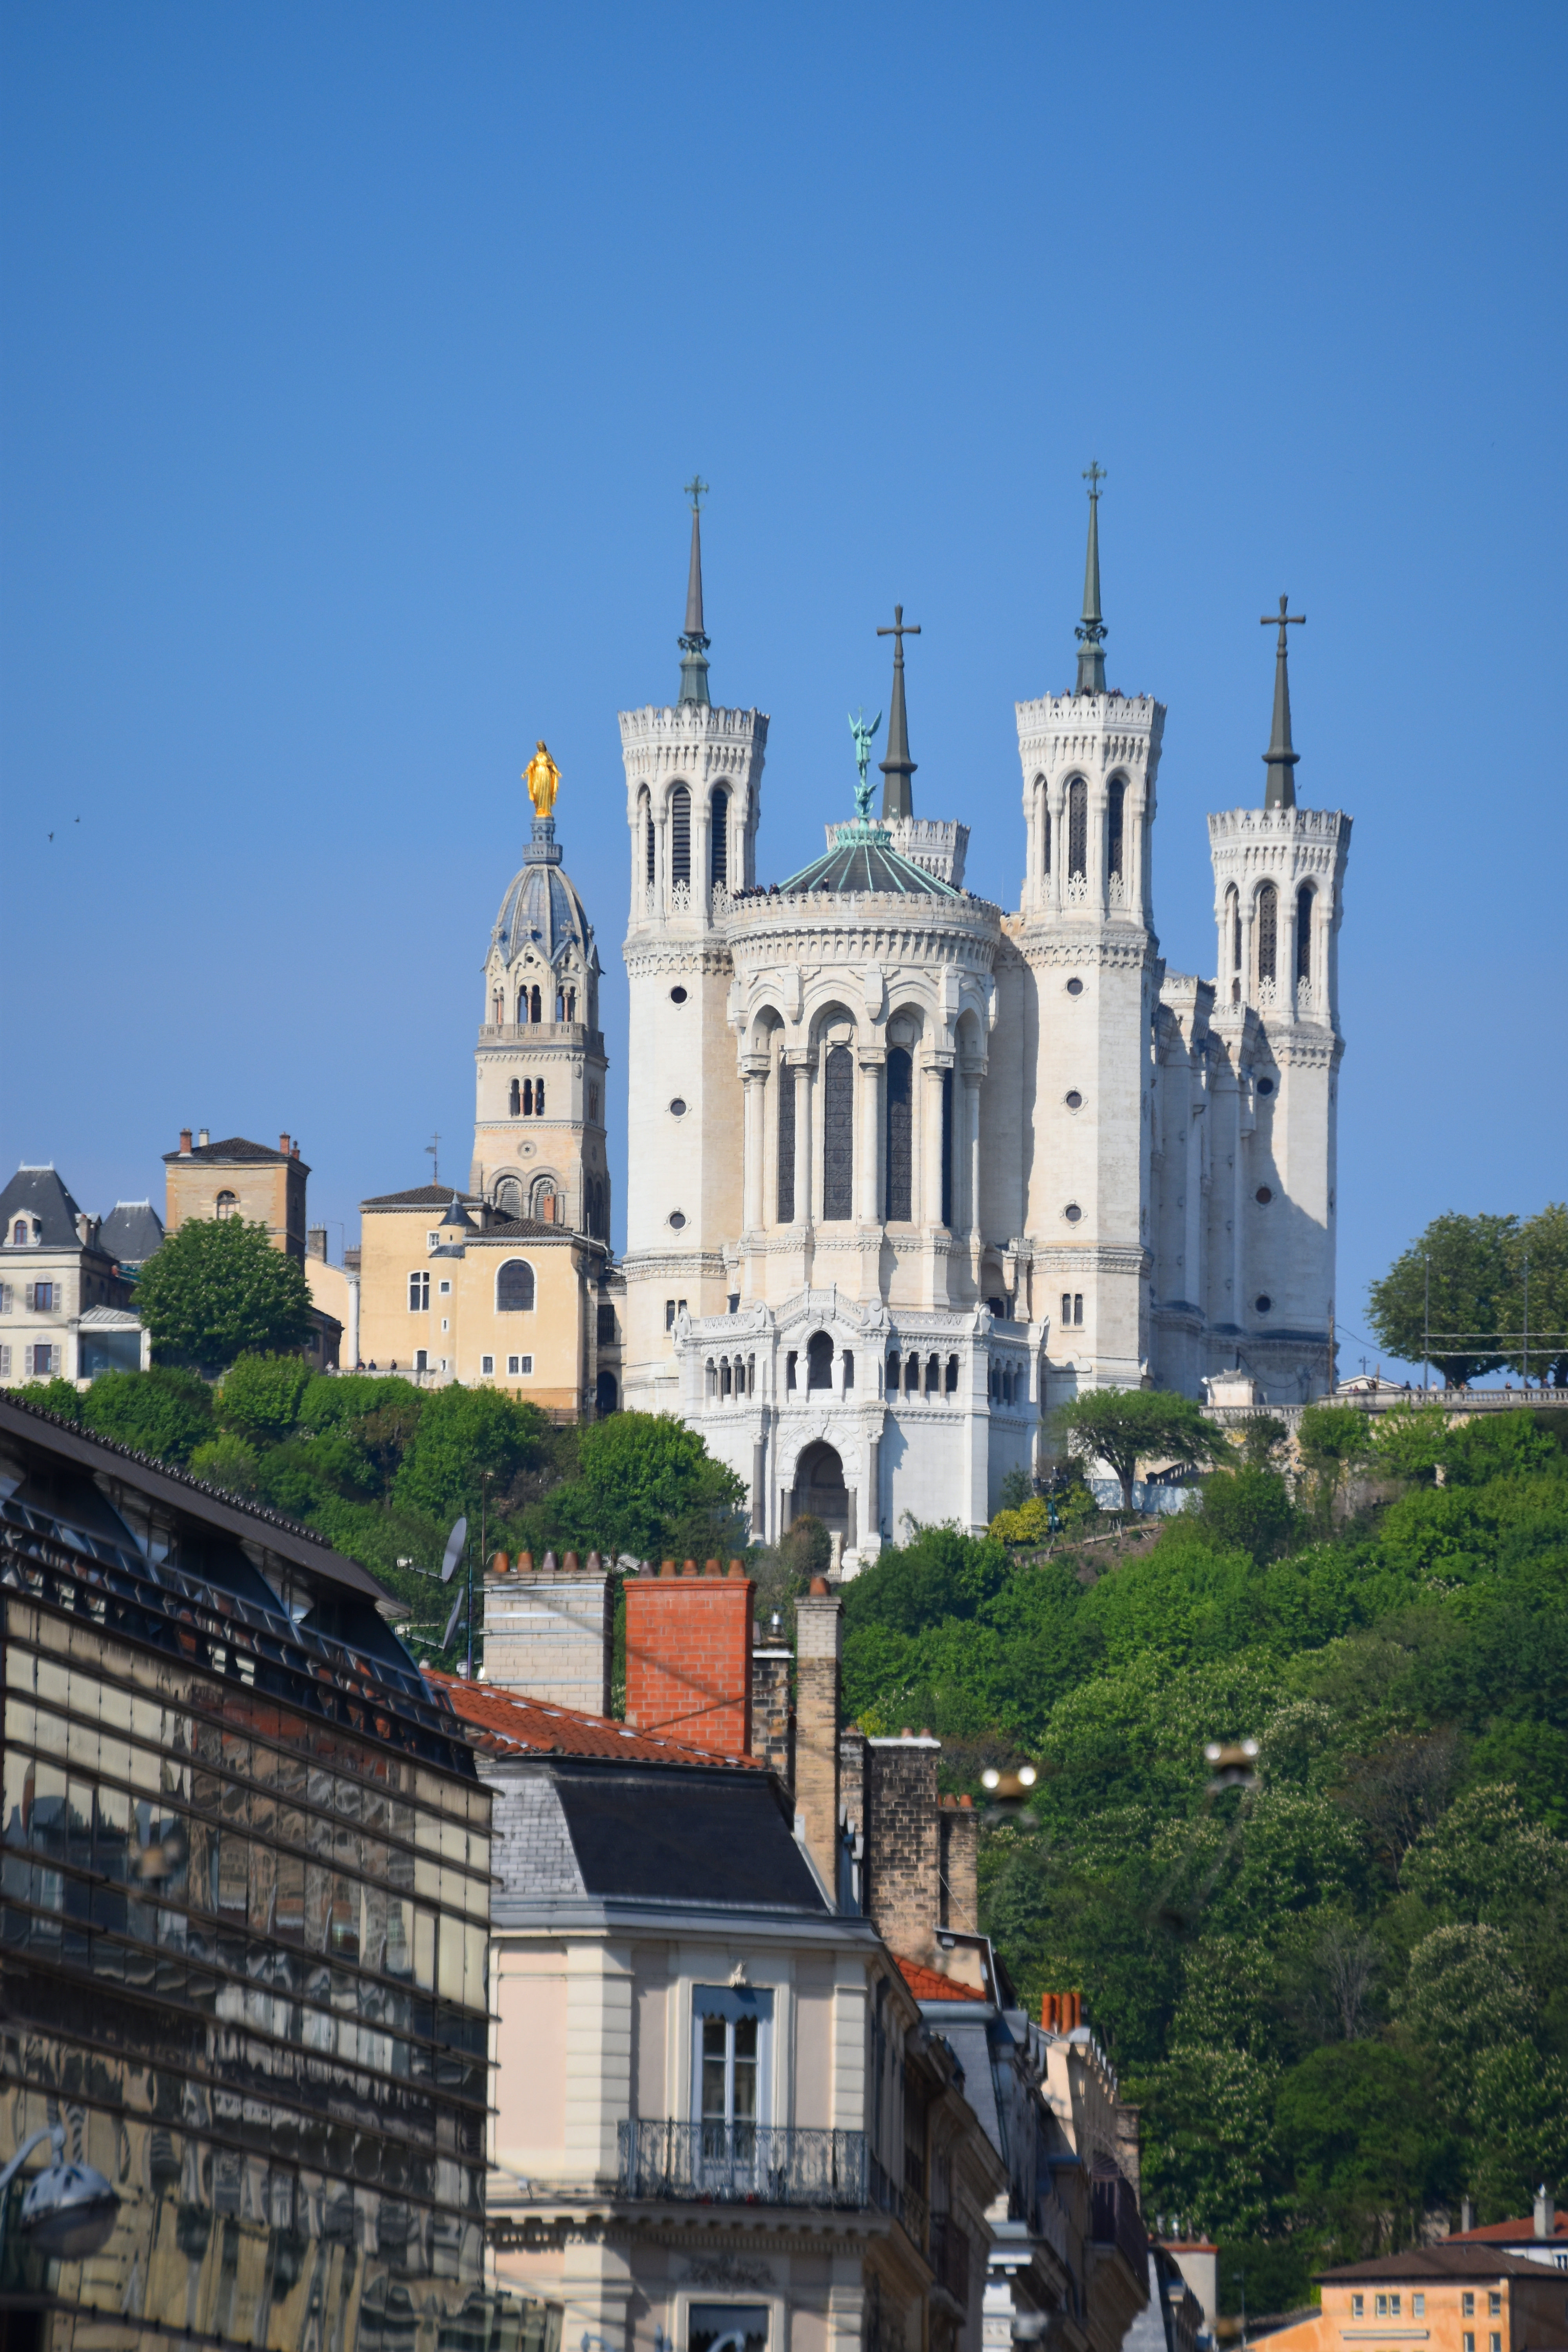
[491,820,597,973]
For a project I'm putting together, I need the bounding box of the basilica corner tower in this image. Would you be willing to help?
[471,744,611,1242]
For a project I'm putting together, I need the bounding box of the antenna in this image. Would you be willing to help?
[441,1589,466,1650]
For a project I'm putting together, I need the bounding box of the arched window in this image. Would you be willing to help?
[1226,885,1240,971]
[509,1078,521,1116]
[842,1350,855,1391]
[495,1178,522,1218]
[905,1352,920,1396]
[884,1047,913,1221]
[706,1358,718,1398]
[822,1044,853,1219]
[530,985,542,1023]
[1107,777,1126,881]
[10,1220,24,1246]
[493,990,504,1025]
[720,1358,732,1397]
[776,1052,796,1223]
[945,1353,959,1393]
[522,1078,533,1116]
[497,1259,535,1312]
[710,786,729,886]
[566,987,576,1021]
[555,987,565,1022]
[215,1191,238,1221]
[530,1175,556,1221]
[886,1349,901,1395]
[670,785,691,886]
[639,786,654,886]
[1296,886,1314,984]
[806,1331,834,1390]
[1068,777,1088,878]
[1257,883,1278,985]
[1039,778,1051,873]
[926,1353,940,1396]
[535,1078,545,1117]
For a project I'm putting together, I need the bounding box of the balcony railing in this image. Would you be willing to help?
[618,2121,867,2209]
[1091,2172,1148,2278]
[929,2214,971,2308]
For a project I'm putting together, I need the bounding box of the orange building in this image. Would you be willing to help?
[162,1128,340,1365]
[1263,2247,1568,2352]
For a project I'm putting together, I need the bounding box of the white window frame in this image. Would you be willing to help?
[481,1355,494,1377]
[408,1271,430,1312]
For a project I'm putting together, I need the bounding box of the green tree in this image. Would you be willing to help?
[1297,1404,1376,1532]
[189,1433,261,1496]
[1271,2041,1454,2250]
[548,1411,747,1561]
[1501,1202,1568,1386]
[218,1351,314,1443]
[1055,1387,1228,1512]
[79,1368,215,1465]
[392,1385,548,1528]
[1196,1467,1301,1563]
[5,1377,82,1420]
[134,1217,315,1369]
[1367,1212,1517,1387]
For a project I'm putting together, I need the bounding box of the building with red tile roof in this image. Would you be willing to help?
[420,1665,765,1769]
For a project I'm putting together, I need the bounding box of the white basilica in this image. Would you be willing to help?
[610,481,1350,1558]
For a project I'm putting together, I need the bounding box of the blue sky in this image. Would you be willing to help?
[4,1,1564,1378]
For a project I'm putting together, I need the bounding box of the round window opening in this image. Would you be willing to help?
[669,1098,687,1118]
[1064,1202,1083,1224]
[1065,976,1084,997]
[1255,1294,1272,1313]
[1256,1185,1273,1204]
[1257,1076,1275,1096]
[668,1210,687,1230]
[670,985,688,1005]
[1065,1089,1083,1111]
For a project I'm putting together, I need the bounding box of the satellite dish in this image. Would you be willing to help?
[440,1516,468,1584]
[442,1591,466,1650]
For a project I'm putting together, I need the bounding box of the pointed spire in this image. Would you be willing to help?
[1074,462,1107,695]
[1260,595,1306,809]
[876,604,921,820]
[677,476,711,706]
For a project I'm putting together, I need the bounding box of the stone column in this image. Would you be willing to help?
[795,1583,844,1898]
[788,1050,814,1229]
[921,1057,951,1226]
[741,1058,768,1232]
[856,1049,884,1224]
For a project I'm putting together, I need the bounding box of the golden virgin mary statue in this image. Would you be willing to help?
[524,740,561,818]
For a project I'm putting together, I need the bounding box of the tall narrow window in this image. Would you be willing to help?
[884,1048,913,1221]
[1296,886,1313,984]
[408,1272,430,1312]
[509,1078,520,1115]
[695,1986,771,2169]
[535,1077,546,1116]
[1040,780,1051,873]
[807,1332,834,1390]
[1227,885,1241,971]
[822,1045,853,1220]
[776,1057,795,1222]
[670,785,691,886]
[1107,777,1126,880]
[710,787,729,885]
[941,1067,953,1227]
[1068,777,1087,877]
[530,985,542,1023]
[640,787,654,886]
[1257,883,1278,984]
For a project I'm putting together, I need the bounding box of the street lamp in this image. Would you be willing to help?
[1204,1740,1259,1795]
[0,2122,120,2262]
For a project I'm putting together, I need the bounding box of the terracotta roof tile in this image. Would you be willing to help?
[1448,2213,1567,2244]
[895,1956,988,2002]
[421,1668,766,1770]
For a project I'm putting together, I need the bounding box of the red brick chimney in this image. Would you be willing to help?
[279,1133,290,1155]
[624,1560,755,1753]
[178,1129,192,1156]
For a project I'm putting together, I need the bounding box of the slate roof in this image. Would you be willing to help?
[160,1136,297,1164]
[778,819,961,899]
[361,1186,483,1210]
[493,857,596,970]
[1316,2248,1562,2283]
[423,1667,765,1770]
[99,1201,164,1264]
[0,1165,88,1249]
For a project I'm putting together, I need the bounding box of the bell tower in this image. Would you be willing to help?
[1015,469,1165,1402]
[1205,599,1349,1398]
[619,485,768,1411]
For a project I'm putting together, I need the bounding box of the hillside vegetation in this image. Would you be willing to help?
[840,1405,1568,2293]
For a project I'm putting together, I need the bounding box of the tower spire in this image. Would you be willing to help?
[1074,461,1108,695]
[1260,595,1306,809]
[876,603,921,820]
[677,476,711,706]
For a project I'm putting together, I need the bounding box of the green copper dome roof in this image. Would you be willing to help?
[777,820,960,899]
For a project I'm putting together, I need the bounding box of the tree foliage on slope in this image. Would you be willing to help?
[840,1408,1568,2271]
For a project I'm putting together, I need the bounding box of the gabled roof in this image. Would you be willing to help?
[896,1956,988,2003]
[161,1136,298,1165]
[0,1165,88,1249]
[423,1667,766,1770]
[99,1201,164,1263]
[1317,2248,1561,2283]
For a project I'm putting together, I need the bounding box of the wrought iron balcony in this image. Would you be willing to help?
[1091,2171,1148,2277]
[929,2214,971,2308]
[617,2120,867,2210]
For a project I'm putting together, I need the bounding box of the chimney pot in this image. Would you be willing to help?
[704,1557,721,1577]
[727,1559,746,1579]
[291,1140,301,1159]
[659,1559,676,1578]
[564,1551,580,1575]
[279,1134,290,1154]
[179,1129,193,1155]
[198,1127,210,1147]
[808,1576,829,1595]
[587,1550,602,1573]
[959,1792,973,1809]
[1535,2183,1553,2237]
[542,1550,558,1575]
[491,1552,509,1577]
[517,1550,534,1575]
[682,1558,697,1576]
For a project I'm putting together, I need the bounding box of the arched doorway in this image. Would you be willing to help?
[791,1441,852,1543]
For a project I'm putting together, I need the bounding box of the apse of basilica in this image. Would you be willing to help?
[465,478,1349,1561]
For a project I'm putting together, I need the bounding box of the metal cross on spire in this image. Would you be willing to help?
[1262,592,1305,653]
[1082,460,1107,498]
[877,603,921,822]
[684,475,709,513]
[1075,463,1108,694]
[1261,595,1307,809]
[678,478,711,704]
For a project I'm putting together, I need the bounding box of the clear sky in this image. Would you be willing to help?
[4,0,1564,1379]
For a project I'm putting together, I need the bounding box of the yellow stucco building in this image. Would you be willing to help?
[356,751,622,1418]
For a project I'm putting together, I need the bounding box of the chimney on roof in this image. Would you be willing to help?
[178,1129,192,1156]
[1535,2184,1554,2238]
[1461,2197,1475,2233]
[625,1566,755,1754]
[795,1581,842,1891]
[307,1226,328,1262]
[940,1791,978,1931]
[751,1619,795,1785]
[198,1128,209,1147]
[483,1550,612,1715]
[291,1140,301,1160]
[864,1730,942,1961]
[279,1133,290,1155]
